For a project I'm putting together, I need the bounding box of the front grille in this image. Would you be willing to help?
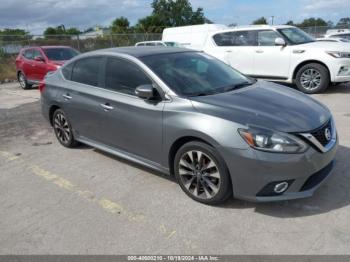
[311,120,332,146]
[300,161,334,191]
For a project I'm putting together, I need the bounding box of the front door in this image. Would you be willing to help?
[100,57,164,163]
[253,30,291,79]
[32,48,48,81]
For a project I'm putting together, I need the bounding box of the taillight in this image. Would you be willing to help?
[38,80,45,93]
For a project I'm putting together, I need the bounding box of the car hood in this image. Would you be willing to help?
[189,81,331,133]
[296,41,350,51]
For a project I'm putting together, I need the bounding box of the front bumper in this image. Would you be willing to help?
[218,137,338,202]
[329,60,350,82]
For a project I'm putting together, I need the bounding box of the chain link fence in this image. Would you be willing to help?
[2,25,350,56]
[0,33,162,56]
[300,25,350,38]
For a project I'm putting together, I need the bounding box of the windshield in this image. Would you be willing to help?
[278,27,315,45]
[141,52,253,96]
[43,48,79,61]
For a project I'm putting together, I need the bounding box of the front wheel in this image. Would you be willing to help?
[295,63,329,94]
[174,141,232,205]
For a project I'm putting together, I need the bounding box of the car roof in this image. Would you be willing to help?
[21,45,73,51]
[136,41,164,44]
[213,24,294,34]
[88,46,194,58]
[40,46,74,49]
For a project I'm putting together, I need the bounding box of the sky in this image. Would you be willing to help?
[0,0,348,34]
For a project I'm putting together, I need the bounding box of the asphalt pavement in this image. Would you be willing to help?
[1,82,350,254]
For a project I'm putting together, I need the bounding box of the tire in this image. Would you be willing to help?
[52,109,78,148]
[295,63,329,94]
[174,141,232,205]
[18,72,32,90]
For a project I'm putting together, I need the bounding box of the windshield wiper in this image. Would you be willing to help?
[188,90,219,97]
[224,81,253,92]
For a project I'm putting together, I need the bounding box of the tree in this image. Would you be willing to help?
[135,14,164,33]
[327,20,334,28]
[135,0,210,33]
[336,17,350,27]
[66,28,81,35]
[0,28,27,41]
[297,18,327,28]
[285,20,295,26]
[43,26,80,38]
[111,16,130,33]
[252,17,268,25]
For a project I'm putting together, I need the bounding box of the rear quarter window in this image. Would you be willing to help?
[62,63,74,80]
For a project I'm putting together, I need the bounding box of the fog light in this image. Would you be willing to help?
[338,66,350,76]
[274,182,289,193]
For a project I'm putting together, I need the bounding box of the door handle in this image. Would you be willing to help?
[255,50,264,53]
[100,103,114,111]
[62,94,72,100]
[225,50,232,53]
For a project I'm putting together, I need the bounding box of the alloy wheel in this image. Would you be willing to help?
[18,73,26,89]
[53,112,71,144]
[300,68,322,91]
[178,150,221,199]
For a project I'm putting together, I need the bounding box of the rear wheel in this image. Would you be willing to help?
[18,72,32,90]
[174,141,232,205]
[52,109,78,148]
[295,63,329,94]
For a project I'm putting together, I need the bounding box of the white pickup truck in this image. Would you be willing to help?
[163,24,350,93]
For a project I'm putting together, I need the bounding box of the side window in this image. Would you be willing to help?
[71,57,103,86]
[105,57,152,96]
[257,30,280,46]
[23,49,33,60]
[33,49,42,59]
[62,63,74,80]
[213,31,256,46]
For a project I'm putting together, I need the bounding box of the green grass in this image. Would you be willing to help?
[0,56,17,82]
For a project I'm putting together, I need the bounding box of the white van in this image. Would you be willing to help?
[163,24,350,93]
[162,24,228,50]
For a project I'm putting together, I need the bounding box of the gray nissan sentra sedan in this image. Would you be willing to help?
[41,47,338,204]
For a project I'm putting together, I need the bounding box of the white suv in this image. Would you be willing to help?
[163,24,350,93]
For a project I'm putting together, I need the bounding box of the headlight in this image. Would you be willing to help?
[238,128,308,153]
[326,51,350,58]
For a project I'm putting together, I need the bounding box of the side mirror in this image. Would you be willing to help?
[275,37,286,46]
[135,84,154,99]
[34,56,45,62]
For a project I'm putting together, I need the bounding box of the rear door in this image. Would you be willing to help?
[60,56,106,142]
[253,30,291,79]
[208,30,256,75]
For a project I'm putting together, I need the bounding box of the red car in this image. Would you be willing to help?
[15,46,79,89]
